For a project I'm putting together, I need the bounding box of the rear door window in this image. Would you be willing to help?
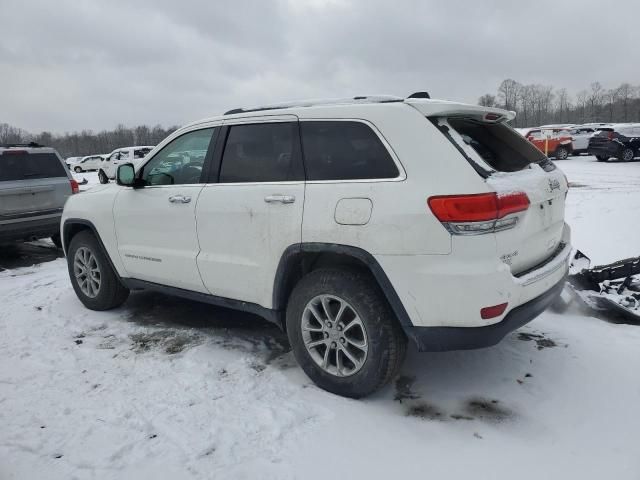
[0,152,67,181]
[219,122,303,183]
[440,118,547,173]
[300,121,399,181]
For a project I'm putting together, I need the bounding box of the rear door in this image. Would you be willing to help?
[438,117,568,275]
[0,150,71,221]
[113,128,217,292]
[195,116,305,308]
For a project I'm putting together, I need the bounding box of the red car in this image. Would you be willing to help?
[523,128,573,159]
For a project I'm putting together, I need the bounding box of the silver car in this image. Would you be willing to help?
[0,143,78,247]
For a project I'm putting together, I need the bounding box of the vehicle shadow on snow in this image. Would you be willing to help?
[119,290,291,363]
[0,241,63,271]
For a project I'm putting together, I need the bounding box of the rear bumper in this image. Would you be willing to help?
[375,223,571,350]
[405,275,565,351]
[0,215,61,243]
[588,144,618,156]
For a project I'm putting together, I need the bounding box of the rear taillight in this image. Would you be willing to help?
[608,131,616,140]
[480,302,508,320]
[428,192,529,235]
[70,179,79,194]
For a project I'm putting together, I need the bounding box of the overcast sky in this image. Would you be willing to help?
[1,0,639,133]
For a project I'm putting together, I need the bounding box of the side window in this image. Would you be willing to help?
[219,122,302,183]
[141,128,215,185]
[300,121,399,181]
[134,148,151,159]
[119,150,131,161]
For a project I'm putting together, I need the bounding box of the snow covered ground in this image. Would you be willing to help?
[1,156,640,479]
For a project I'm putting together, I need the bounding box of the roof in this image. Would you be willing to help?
[183,93,515,130]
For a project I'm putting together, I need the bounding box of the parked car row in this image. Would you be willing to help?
[65,146,155,178]
[516,123,640,162]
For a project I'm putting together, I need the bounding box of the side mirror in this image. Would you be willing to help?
[116,163,136,186]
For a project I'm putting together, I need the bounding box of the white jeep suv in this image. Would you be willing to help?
[62,94,571,398]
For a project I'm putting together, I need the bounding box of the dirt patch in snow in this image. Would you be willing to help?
[406,402,444,420]
[517,332,558,350]
[463,398,513,423]
[129,330,203,354]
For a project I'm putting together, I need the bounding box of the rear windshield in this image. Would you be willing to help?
[437,118,548,173]
[0,152,67,181]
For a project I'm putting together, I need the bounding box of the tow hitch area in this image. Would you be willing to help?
[563,251,640,322]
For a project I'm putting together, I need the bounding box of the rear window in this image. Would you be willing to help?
[440,118,548,173]
[0,152,67,181]
[300,121,399,181]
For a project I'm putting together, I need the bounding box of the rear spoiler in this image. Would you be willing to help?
[405,99,516,123]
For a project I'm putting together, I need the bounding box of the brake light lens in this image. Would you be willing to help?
[1,150,27,155]
[428,192,529,235]
[608,131,616,140]
[480,302,508,319]
[70,179,79,194]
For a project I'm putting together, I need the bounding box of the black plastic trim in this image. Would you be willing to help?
[0,208,63,220]
[272,243,414,329]
[120,278,282,327]
[407,275,566,352]
[0,215,61,242]
[61,219,122,280]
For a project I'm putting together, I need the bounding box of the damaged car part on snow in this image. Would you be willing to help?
[562,251,640,321]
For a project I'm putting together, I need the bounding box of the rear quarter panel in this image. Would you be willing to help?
[299,103,491,255]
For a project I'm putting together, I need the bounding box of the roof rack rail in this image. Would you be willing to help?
[224,95,404,116]
[0,142,45,148]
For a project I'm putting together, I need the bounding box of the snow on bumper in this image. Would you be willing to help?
[375,223,571,330]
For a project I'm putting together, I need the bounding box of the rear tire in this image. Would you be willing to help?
[74,166,82,173]
[98,169,109,184]
[67,230,129,310]
[51,233,62,249]
[286,268,407,398]
[620,148,634,162]
[596,155,608,162]
[554,146,569,160]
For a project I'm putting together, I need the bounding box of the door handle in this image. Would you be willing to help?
[264,194,295,204]
[168,194,192,204]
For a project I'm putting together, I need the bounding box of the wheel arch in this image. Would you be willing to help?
[62,219,123,281]
[272,243,414,330]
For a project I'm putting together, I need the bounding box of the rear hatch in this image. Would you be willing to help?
[589,129,616,148]
[0,150,72,220]
[428,114,568,275]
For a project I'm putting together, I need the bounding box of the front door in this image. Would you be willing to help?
[113,127,218,292]
[196,118,305,308]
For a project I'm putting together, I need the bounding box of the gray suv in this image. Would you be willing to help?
[0,143,78,247]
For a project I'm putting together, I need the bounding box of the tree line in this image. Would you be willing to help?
[0,123,179,158]
[478,80,640,127]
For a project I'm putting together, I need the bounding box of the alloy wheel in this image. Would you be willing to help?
[301,294,368,377]
[73,247,101,298]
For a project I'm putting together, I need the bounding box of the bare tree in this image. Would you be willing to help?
[497,79,522,112]
[478,94,497,107]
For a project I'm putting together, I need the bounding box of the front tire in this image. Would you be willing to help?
[620,148,635,162]
[596,155,608,162]
[554,146,569,160]
[74,166,83,173]
[286,268,407,398]
[67,230,129,310]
